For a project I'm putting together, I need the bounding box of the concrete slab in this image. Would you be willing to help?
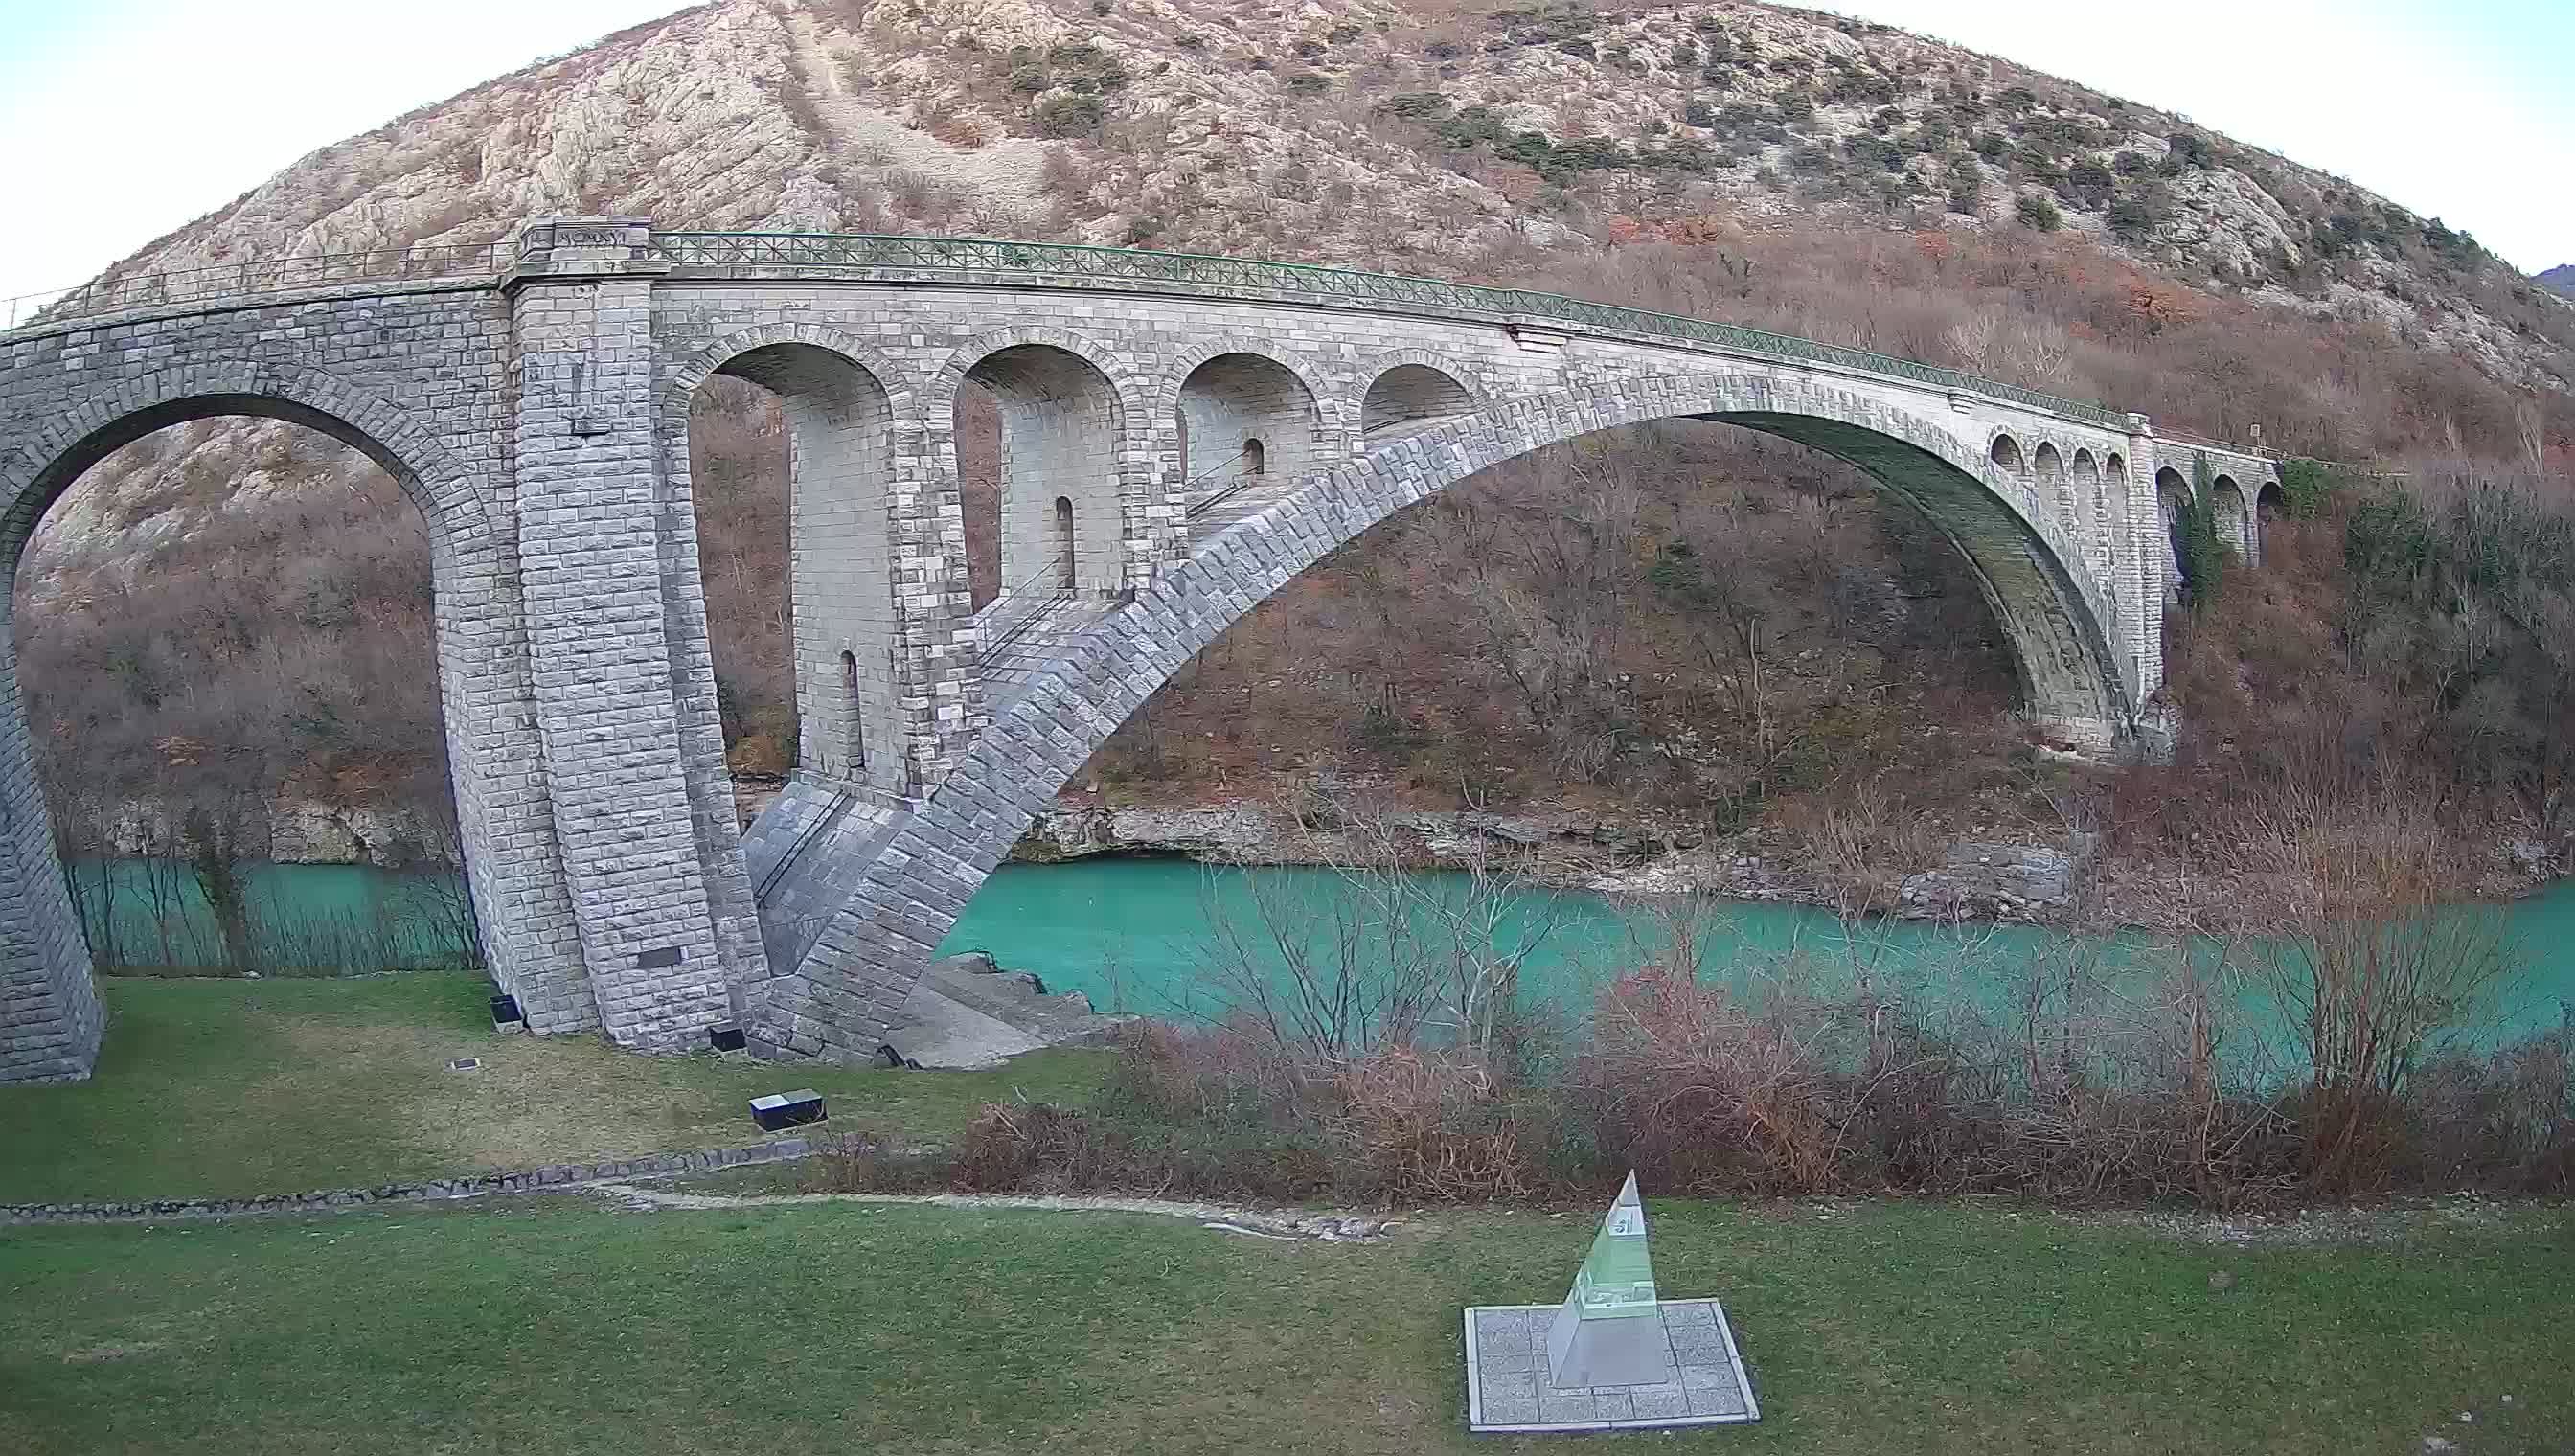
[880,954,1131,1070]
[1464,1300,1759,1435]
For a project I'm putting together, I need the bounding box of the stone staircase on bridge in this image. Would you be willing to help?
[739,774,911,980]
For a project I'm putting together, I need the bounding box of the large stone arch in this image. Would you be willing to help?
[745,371,2134,1061]
[660,324,918,789]
[0,359,571,1079]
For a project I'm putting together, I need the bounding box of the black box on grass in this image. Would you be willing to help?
[490,993,524,1027]
[708,1024,748,1054]
[750,1089,826,1131]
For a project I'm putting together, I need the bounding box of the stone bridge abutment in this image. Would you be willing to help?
[0,218,2280,1081]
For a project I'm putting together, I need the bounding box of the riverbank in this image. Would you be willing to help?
[1006,796,2568,934]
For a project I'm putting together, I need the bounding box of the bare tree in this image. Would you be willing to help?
[1193,781,1574,1065]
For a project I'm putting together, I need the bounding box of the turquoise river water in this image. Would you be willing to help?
[75,855,2575,1047]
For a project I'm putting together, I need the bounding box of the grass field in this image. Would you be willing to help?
[0,972,1106,1203]
[7,973,2572,1453]
[3,1194,2569,1455]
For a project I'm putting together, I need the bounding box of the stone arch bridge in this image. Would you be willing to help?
[0,217,2278,1081]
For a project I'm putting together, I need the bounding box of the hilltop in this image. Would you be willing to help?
[91,0,2568,391]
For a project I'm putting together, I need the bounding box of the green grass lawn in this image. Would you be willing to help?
[0,972,1106,1203]
[3,1196,2568,1455]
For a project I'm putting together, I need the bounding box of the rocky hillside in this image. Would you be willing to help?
[82,0,2571,394]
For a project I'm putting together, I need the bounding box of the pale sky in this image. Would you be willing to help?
[0,0,2566,305]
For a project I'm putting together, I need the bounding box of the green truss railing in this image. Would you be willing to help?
[7,226,2143,432]
[3,242,507,331]
[648,231,2134,430]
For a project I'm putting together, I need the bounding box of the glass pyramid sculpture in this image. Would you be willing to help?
[1544,1172,1679,1386]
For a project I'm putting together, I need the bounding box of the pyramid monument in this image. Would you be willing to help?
[1462,1172,1760,1432]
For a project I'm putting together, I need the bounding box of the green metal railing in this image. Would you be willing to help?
[3,242,506,331]
[649,231,2135,429]
[7,225,2143,432]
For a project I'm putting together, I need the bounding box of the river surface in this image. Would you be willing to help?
[76,856,2575,1047]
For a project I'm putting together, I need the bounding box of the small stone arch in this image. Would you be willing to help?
[2155,466,2194,603]
[928,324,1152,427]
[1170,350,1326,504]
[2033,441,2069,525]
[1355,349,1490,443]
[2069,447,2105,580]
[1988,430,2025,474]
[937,329,1143,607]
[2211,473,2250,557]
[663,328,909,795]
[1156,338,1334,436]
[661,322,918,431]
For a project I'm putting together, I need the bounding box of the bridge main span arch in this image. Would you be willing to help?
[743,372,2135,1059]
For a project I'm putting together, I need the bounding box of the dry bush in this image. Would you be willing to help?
[1775,778,1940,919]
[1327,1043,1535,1199]
[2238,792,2517,1190]
[1570,964,1864,1194]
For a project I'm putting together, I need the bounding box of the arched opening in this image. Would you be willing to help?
[1054,495,1078,590]
[2033,441,2068,526]
[2101,452,2130,592]
[688,341,899,791]
[2070,448,2104,578]
[2211,475,2250,557]
[2155,466,2194,603]
[2256,480,2287,522]
[961,345,1125,618]
[955,377,1004,610]
[1989,432,2025,473]
[1360,363,1473,443]
[3,389,507,1079]
[1176,353,1318,507]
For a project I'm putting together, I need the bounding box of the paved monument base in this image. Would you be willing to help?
[1463,1300,1759,1434]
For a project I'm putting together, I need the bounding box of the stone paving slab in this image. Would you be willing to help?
[1463,1300,1759,1434]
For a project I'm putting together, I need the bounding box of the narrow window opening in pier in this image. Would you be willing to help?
[841,649,864,768]
[1054,496,1078,591]
[1242,437,1266,476]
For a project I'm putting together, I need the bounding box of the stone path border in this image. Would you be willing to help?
[3,1140,1399,1242]
[590,1180,1392,1240]
[1,1133,864,1227]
